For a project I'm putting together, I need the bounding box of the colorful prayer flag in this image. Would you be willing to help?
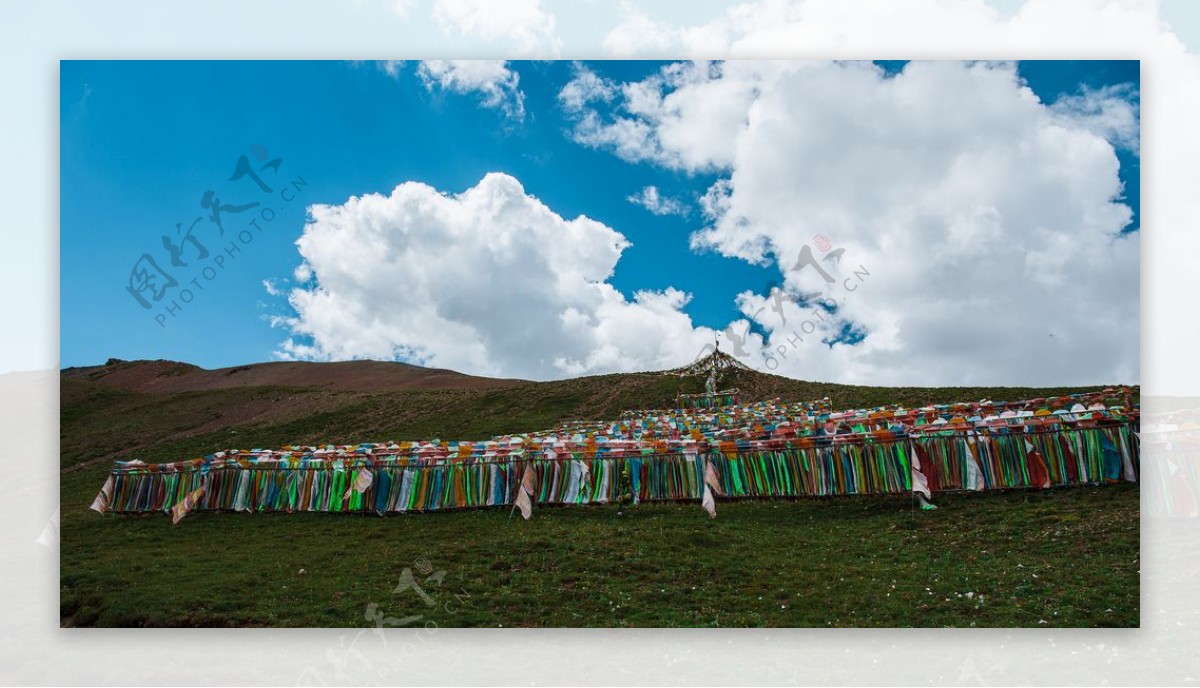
[171,485,206,524]
[343,467,374,500]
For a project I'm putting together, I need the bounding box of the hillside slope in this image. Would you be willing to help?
[60,357,1136,472]
[60,358,528,394]
[58,359,1139,629]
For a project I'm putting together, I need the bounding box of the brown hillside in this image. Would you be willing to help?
[60,358,530,394]
[59,355,1135,476]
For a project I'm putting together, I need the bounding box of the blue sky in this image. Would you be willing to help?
[60,60,1139,383]
[61,60,763,368]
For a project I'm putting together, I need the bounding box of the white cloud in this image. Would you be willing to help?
[262,279,281,297]
[589,0,1200,393]
[378,60,406,78]
[557,62,616,114]
[431,0,560,56]
[566,59,1140,387]
[699,177,733,221]
[561,60,775,172]
[1050,83,1141,155]
[627,185,690,217]
[417,60,525,119]
[276,173,716,380]
[296,57,1145,387]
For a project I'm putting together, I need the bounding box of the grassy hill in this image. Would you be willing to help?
[59,358,1139,628]
[60,357,1135,471]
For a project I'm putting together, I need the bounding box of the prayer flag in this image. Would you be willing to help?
[89,475,114,514]
[702,458,722,519]
[343,467,374,500]
[171,485,207,524]
[514,463,538,520]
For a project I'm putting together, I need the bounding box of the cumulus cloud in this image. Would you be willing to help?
[1050,83,1141,155]
[627,185,690,217]
[417,60,525,119]
[431,0,560,56]
[561,60,774,172]
[557,62,617,113]
[589,0,1200,393]
[276,173,716,380]
[564,59,1140,386]
[285,57,1143,387]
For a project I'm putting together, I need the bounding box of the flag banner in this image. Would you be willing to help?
[95,424,1138,517]
[514,463,538,520]
[701,457,722,518]
[92,389,1138,518]
[170,484,207,524]
[89,475,114,514]
[342,467,374,501]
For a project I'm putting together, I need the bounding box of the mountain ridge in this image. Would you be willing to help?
[60,357,530,394]
[60,356,1137,404]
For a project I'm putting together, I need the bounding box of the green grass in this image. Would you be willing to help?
[60,367,1139,627]
[60,484,1138,628]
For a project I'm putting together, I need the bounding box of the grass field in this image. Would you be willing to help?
[60,484,1138,628]
[60,361,1140,627]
